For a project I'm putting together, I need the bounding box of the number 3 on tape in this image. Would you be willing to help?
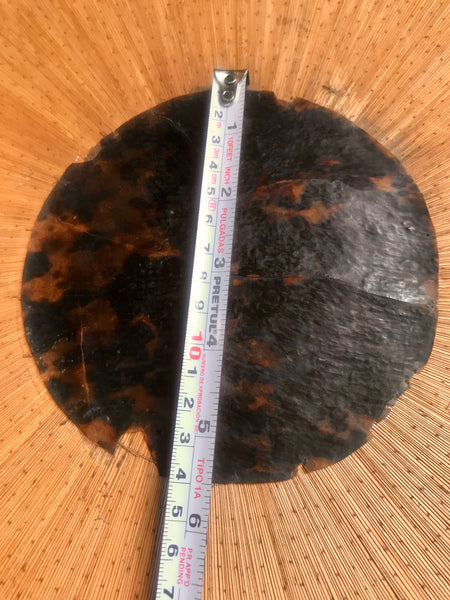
[155,69,248,600]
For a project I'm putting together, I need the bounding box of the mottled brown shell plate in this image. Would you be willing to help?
[22,91,438,482]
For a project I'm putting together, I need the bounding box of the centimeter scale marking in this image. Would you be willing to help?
[155,70,248,600]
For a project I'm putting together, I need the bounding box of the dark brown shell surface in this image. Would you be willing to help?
[21,91,438,483]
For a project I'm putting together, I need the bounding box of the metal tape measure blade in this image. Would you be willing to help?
[155,70,248,600]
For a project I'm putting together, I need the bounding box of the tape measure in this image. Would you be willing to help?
[154,69,248,600]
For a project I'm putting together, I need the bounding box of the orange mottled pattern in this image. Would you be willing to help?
[22,90,438,483]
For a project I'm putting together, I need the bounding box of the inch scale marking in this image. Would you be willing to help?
[155,70,248,600]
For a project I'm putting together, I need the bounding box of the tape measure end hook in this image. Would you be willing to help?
[214,69,249,106]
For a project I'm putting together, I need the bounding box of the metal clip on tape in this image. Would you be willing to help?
[215,69,248,106]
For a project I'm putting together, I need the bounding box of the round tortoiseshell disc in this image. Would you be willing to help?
[22,91,438,482]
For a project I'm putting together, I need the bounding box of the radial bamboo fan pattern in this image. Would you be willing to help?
[0,1,449,600]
